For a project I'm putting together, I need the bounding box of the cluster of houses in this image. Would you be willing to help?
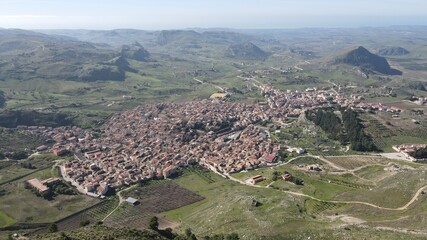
[410,96,427,106]
[259,85,362,119]
[353,102,402,113]
[393,144,427,162]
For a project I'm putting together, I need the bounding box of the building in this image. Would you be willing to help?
[36,145,48,152]
[42,177,61,187]
[264,153,279,164]
[393,144,427,162]
[163,166,177,178]
[282,173,292,181]
[287,147,305,154]
[247,175,265,185]
[210,93,229,100]
[25,178,50,194]
[125,197,139,206]
[52,148,68,156]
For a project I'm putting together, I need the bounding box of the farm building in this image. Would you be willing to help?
[247,175,266,185]
[282,173,292,181]
[125,197,140,206]
[25,178,50,194]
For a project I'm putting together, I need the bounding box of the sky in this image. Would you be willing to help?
[0,0,427,30]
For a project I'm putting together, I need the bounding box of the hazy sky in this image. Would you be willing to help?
[0,0,426,29]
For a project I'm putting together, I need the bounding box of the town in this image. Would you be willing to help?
[20,85,408,197]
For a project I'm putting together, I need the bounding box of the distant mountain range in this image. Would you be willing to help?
[0,29,154,82]
[334,46,402,75]
[1,28,416,84]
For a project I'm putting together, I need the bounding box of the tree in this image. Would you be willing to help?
[48,223,58,233]
[412,148,427,159]
[271,171,281,181]
[226,233,240,240]
[59,232,71,240]
[148,216,159,230]
[80,219,90,227]
[185,228,193,238]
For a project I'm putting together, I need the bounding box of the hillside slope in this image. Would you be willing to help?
[227,42,270,60]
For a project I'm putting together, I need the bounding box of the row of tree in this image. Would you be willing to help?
[306,108,377,152]
[342,109,377,151]
[411,148,427,159]
[306,109,344,142]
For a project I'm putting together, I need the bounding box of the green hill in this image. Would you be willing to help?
[119,42,151,61]
[0,29,127,82]
[227,42,270,60]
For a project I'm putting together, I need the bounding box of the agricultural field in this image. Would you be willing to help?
[0,167,100,227]
[86,196,119,221]
[104,181,204,230]
[324,156,389,170]
[361,108,427,152]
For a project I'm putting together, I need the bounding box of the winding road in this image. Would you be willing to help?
[193,77,228,93]
[219,155,427,211]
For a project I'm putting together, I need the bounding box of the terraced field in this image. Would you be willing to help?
[104,181,204,230]
[325,155,389,170]
[86,197,119,221]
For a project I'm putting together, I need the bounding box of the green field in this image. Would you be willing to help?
[163,169,324,238]
[0,211,16,228]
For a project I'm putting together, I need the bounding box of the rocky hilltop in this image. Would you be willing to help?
[335,46,402,75]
